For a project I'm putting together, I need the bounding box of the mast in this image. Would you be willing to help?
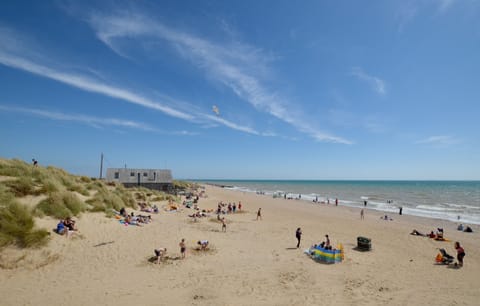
[99,153,104,179]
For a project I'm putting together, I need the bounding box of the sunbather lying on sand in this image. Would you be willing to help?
[410,229,425,236]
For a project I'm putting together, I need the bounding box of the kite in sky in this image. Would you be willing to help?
[212,105,220,116]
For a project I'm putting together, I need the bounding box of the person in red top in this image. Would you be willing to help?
[455,241,465,267]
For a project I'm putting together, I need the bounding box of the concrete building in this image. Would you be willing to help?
[106,168,173,192]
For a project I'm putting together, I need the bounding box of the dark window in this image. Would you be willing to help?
[143,172,148,177]
[130,172,135,177]
[114,172,119,179]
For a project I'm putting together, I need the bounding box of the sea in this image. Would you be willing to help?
[195,180,480,225]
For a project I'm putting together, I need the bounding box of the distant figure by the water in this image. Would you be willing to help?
[360,209,364,220]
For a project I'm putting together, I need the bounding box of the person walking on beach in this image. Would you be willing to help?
[256,208,262,220]
[335,198,338,206]
[179,239,186,259]
[296,228,302,248]
[360,209,364,220]
[221,218,227,232]
[455,241,465,267]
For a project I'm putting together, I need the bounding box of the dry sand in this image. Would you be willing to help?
[1,185,479,306]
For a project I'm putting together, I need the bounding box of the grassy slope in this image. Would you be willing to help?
[0,158,190,249]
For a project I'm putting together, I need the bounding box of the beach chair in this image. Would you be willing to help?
[357,236,372,251]
[436,248,454,265]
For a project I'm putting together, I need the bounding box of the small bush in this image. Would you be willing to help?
[36,178,61,195]
[0,158,32,177]
[0,202,50,248]
[79,176,91,183]
[0,184,14,205]
[67,183,89,196]
[86,184,136,213]
[134,192,146,201]
[3,177,36,197]
[115,189,136,208]
[36,191,86,219]
[86,190,122,212]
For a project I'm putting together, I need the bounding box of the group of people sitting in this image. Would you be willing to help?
[115,207,153,226]
[410,228,446,239]
[457,224,473,233]
[411,225,473,240]
[55,217,77,237]
[138,202,159,213]
[188,210,209,219]
[312,234,334,250]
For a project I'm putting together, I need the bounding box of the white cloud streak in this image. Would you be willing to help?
[351,67,386,95]
[0,53,192,121]
[415,135,458,145]
[87,10,351,144]
[0,105,156,131]
[0,26,260,136]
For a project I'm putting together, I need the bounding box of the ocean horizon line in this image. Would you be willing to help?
[184,179,480,182]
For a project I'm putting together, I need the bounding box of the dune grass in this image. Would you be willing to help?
[85,182,137,214]
[0,189,50,248]
[36,191,86,219]
[3,177,37,197]
[0,157,192,250]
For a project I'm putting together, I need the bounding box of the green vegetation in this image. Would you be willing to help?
[0,190,49,248]
[173,180,198,191]
[0,158,191,250]
[36,191,86,219]
[3,177,36,197]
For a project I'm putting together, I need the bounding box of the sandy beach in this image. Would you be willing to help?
[1,185,479,306]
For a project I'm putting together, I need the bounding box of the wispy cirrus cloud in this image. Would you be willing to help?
[415,135,459,146]
[87,10,352,144]
[396,0,459,31]
[438,0,456,13]
[0,104,153,131]
[0,26,260,136]
[350,67,386,96]
[0,39,192,121]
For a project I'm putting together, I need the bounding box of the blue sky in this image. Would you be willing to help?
[1,0,479,180]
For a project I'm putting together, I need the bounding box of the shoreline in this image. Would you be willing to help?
[198,180,480,225]
[1,184,479,305]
